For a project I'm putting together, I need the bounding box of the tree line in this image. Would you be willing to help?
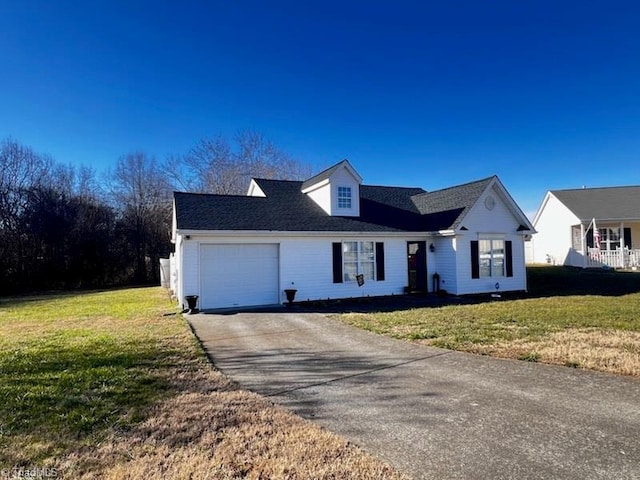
[0,132,310,294]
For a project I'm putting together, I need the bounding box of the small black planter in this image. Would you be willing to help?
[185,295,199,314]
[284,289,297,306]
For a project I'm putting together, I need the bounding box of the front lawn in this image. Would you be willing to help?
[339,267,640,376]
[0,288,405,479]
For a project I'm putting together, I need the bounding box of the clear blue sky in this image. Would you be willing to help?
[2,1,639,217]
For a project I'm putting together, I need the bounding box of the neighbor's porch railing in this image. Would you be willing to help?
[587,248,640,268]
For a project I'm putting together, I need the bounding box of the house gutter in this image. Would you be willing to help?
[174,229,457,238]
[579,217,640,223]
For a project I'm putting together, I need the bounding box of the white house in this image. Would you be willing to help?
[171,160,534,310]
[530,186,640,268]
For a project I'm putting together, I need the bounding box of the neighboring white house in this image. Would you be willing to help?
[530,186,640,268]
[171,160,534,310]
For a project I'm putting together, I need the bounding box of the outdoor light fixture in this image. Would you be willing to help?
[429,243,435,253]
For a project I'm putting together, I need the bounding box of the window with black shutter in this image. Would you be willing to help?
[472,238,513,278]
[332,241,385,283]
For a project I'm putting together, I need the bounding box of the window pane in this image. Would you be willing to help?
[344,262,358,282]
[342,241,377,282]
[492,239,504,255]
[338,186,352,209]
[478,238,505,277]
[361,241,374,260]
[479,240,492,255]
[343,242,357,262]
[480,258,491,277]
[492,257,504,277]
[361,261,375,280]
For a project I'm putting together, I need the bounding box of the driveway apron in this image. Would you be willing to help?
[188,311,640,480]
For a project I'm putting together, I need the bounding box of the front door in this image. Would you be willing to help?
[407,241,427,293]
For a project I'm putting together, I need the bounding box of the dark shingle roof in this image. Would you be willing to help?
[552,186,640,221]
[174,176,495,233]
[412,177,495,230]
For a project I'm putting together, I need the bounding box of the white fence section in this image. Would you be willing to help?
[160,258,171,288]
[587,248,640,269]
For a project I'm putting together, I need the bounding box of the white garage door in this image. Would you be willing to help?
[200,244,279,309]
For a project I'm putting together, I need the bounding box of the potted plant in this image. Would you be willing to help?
[284,282,297,306]
[185,295,199,314]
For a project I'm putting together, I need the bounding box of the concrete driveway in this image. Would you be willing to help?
[188,311,640,480]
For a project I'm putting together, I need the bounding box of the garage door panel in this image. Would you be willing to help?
[200,244,279,309]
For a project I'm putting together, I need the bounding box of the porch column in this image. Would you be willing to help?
[581,223,586,268]
[620,221,626,268]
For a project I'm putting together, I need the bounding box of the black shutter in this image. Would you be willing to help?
[624,228,632,249]
[375,242,385,281]
[505,240,513,277]
[332,243,343,283]
[470,240,480,279]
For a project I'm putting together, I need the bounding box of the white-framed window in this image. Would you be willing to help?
[479,238,505,277]
[601,228,620,251]
[586,226,622,251]
[343,241,375,282]
[337,186,352,209]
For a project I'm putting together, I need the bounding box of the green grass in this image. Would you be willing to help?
[339,267,640,375]
[0,288,407,479]
[341,294,640,347]
[0,287,186,465]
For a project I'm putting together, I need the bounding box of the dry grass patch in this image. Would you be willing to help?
[338,271,640,377]
[1,288,406,479]
[58,359,406,480]
[468,329,640,375]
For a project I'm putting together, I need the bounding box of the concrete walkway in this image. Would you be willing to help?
[188,311,640,480]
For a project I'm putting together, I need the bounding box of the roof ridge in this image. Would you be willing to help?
[301,159,359,190]
[253,178,302,183]
[413,175,495,198]
[173,191,264,199]
[552,184,640,192]
[362,184,425,191]
[304,159,350,181]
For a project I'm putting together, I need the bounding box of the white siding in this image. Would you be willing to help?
[174,235,184,306]
[454,185,529,294]
[279,236,410,302]
[180,238,200,308]
[531,193,581,265]
[177,234,424,307]
[430,237,457,293]
[306,183,332,215]
[329,168,360,217]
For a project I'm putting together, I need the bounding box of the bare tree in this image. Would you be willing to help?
[0,138,52,231]
[166,130,312,194]
[108,152,173,283]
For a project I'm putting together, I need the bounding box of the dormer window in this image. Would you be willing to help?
[337,186,352,209]
[301,160,362,216]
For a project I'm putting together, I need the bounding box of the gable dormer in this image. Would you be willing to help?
[247,179,266,197]
[301,160,362,216]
